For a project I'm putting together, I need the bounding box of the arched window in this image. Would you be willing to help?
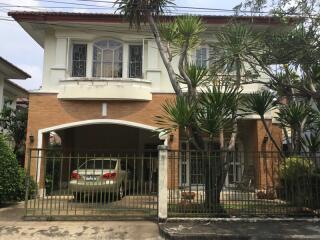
[92,40,123,78]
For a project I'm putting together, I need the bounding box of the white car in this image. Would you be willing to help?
[69,158,129,200]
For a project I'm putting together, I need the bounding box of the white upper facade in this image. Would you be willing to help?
[10,12,286,101]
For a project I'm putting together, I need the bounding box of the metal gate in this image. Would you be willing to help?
[25,149,158,220]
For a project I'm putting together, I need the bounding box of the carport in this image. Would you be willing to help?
[26,119,163,219]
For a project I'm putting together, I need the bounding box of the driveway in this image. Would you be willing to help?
[0,202,162,240]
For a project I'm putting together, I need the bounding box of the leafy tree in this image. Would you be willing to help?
[238,0,320,154]
[0,100,28,165]
[116,1,274,207]
[0,133,37,203]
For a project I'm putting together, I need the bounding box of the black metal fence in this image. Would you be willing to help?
[167,150,320,218]
[25,149,158,220]
[25,148,320,219]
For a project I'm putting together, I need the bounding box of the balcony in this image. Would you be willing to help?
[57,78,152,101]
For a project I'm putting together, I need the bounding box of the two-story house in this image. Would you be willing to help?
[10,12,284,193]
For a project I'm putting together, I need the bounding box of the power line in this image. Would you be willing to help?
[25,0,114,8]
[0,0,265,15]
[0,0,317,19]
[30,0,318,17]
[0,5,113,10]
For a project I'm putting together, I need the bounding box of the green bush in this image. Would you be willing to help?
[278,156,320,209]
[0,134,37,203]
[0,134,21,203]
[15,168,37,201]
[279,156,315,179]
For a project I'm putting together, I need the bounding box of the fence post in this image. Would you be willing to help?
[158,145,168,222]
[24,149,32,216]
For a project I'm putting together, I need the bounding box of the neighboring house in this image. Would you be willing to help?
[0,57,30,110]
[10,12,284,192]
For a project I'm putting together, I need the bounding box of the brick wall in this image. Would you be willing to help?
[25,93,178,181]
[26,93,283,192]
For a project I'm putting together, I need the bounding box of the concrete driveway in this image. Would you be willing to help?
[0,202,162,240]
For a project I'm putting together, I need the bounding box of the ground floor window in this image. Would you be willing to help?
[179,141,243,187]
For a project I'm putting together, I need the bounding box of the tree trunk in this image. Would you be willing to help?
[147,14,182,96]
[282,126,292,153]
[203,59,242,211]
[204,150,223,211]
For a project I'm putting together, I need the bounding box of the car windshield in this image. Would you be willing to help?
[79,159,117,169]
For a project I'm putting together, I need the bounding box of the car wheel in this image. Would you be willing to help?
[118,184,124,200]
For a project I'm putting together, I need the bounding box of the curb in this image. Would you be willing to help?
[158,223,320,240]
[166,217,320,222]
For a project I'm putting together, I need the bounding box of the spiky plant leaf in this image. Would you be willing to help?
[276,102,314,131]
[177,64,209,88]
[115,0,174,28]
[210,23,262,80]
[197,85,242,136]
[154,95,197,135]
[241,90,276,117]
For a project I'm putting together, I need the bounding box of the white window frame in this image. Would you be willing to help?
[68,39,145,80]
[92,39,124,78]
[194,45,210,68]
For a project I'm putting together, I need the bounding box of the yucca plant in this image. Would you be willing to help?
[177,64,209,89]
[241,90,283,154]
[211,24,262,86]
[115,0,173,28]
[159,16,205,61]
[198,85,240,137]
[303,133,320,154]
[155,95,197,136]
[276,102,314,153]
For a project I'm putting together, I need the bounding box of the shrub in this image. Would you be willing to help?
[15,168,37,201]
[278,156,320,209]
[279,156,315,179]
[0,134,36,203]
[0,134,21,203]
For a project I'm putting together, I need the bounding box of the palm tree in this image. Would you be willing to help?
[197,85,241,206]
[210,23,263,151]
[276,102,314,153]
[211,23,262,87]
[303,133,320,154]
[242,91,283,155]
[116,1,206,97]
[155,84,242,207]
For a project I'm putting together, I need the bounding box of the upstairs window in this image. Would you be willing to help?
[196,47,208,68]
[129,45,142,78]
[92,40,123,78]
[71,44,87,77]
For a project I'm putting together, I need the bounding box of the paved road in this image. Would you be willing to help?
[0,202,163,240]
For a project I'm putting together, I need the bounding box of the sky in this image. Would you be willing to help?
[0,0,245,90]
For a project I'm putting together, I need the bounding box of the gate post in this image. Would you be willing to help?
[158,145,168,222]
